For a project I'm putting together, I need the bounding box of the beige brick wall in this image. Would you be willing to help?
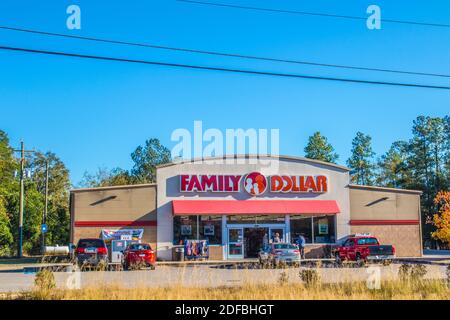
[351,225,421,257]
[350,188,420,221]
[72,184,157,222]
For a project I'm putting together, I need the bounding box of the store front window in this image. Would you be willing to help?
[313,215,336,243]
[290,216,313,244]
[199,215,222,245]
[290,215,336,244]
[173,216,198,245]
[174,215,222,245]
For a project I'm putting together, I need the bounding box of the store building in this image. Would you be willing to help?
[70,155,423,260]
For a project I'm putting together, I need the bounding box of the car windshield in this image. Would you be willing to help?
[77,239,105,248]
[129,244,151,251]
[357,238,378,245]
[273,244,297,250]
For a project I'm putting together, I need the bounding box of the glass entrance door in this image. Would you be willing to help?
[228,228,244,259]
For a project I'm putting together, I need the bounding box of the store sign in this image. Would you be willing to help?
[180,173,328,195]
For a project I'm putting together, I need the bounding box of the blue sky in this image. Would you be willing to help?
[0,0,449,185]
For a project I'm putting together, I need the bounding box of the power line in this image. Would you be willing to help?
[1,25,449,79]
[178,0,450,28]
[0,45,449,90]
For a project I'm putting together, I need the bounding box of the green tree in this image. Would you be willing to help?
[0,130,17,256]
[0,198,13,256]
[347,132,376,185]
[408,116,448,242]
[29,152,72,246]
[79,167,132,188]
[130,138,171,183]
[304,132,339,163]
[376,141,411,188]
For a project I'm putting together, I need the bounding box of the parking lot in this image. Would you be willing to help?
[0,263,448,293]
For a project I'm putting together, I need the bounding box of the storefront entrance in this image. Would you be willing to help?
[244,227,268,258]
[227,224,286,260]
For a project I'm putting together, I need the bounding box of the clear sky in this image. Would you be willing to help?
[0,0,449,185]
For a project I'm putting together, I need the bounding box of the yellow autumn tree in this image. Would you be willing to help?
[431,191,450,247]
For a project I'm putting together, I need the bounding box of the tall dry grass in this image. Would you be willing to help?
[20,279,450,300]
[9,263,450,300]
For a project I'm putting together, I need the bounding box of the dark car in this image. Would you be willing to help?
[75,238,108,268]
[123,243,156,270]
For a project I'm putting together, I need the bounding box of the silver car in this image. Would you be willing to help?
[259,243,301,266]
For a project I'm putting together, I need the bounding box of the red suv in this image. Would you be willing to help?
[123,243,156,270]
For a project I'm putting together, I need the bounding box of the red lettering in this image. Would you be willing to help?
[316,176,328,192]
[180,175,190,192]
[271,176,283,192]
[299,176,307,192]
[291,176,300,192]
[224,175,232,192]
[282,176,293,192]
[305,176,317,192]
[201,175,218,191]
[188,175,202,191]
[229,175,242,192]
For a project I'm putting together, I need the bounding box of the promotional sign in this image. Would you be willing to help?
[101,229,144,242]
[180,172,328,195]
[318,219,329,235]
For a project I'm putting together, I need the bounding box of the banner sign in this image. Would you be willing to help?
[101,229,144,242]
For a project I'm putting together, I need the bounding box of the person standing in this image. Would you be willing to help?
[296,234,306,259]
[273,232,281,243]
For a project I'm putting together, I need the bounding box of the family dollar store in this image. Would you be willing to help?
[70,155,423,261]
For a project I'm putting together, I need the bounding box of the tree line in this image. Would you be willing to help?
[0,115,448,256]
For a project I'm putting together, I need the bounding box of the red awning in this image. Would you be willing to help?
[172,200,340,216]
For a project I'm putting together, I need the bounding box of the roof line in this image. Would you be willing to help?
[157,154,350,171]
[348,184,422,194]
[70,183,157,193]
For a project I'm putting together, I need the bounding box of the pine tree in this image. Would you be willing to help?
[304,132,339,163]
[376,141,411,188]
[347,132,376,185]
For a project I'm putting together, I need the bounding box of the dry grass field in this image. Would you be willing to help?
[7,266,449,300]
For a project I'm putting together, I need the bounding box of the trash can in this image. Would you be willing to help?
[173,246,185,261]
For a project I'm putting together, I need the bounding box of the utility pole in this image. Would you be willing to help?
[13,141,36,258]
[18,141,25,258]
[41,159,49,255]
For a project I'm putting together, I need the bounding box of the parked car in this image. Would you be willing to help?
[333,235,395,264]
[123,243,156,270]
[75,238,108,268]
[259,243,301,266]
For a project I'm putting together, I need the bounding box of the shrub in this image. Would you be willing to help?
[398,264,427,282]
[410,265,427,281]
[300,269,320,287]
[278,271,289,285]
[398,264,411,281]
[33,269,57,300]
